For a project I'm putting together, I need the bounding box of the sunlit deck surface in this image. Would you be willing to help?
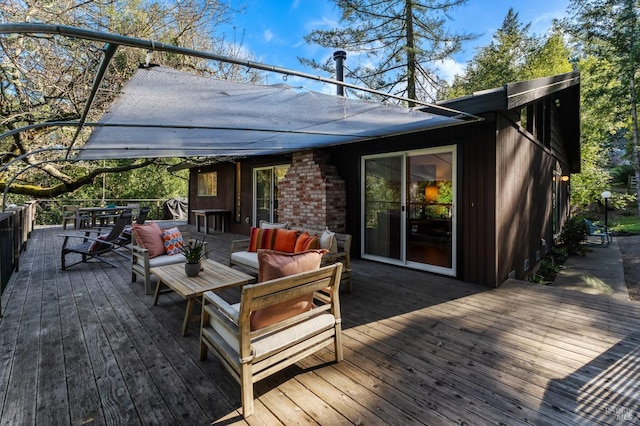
[1,226,639,425]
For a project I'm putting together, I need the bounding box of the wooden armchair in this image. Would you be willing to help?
[199,262,344,418]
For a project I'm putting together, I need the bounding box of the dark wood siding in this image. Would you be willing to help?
[495,114,556,284]
[459,118,498,286]
[188,155,292,234]
[187,95,576,288]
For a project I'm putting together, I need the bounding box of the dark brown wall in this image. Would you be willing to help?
[188,102,574,288]
[188,155,293,234]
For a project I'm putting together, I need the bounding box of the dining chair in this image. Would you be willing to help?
[62,205,89,229]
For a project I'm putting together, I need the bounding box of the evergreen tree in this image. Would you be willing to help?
[566,0,640,212]
[301,0,476,105]
[444,9,571,98]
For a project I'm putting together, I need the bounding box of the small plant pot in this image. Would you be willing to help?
[185,262,200,277]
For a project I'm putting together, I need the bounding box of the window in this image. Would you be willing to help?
[197,171,218,196]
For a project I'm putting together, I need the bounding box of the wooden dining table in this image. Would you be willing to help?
[79,206,132,227]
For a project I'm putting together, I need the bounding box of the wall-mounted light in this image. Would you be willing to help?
[561,175,569,182]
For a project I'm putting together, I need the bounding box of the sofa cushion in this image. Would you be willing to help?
[230,251,259,269]
[259,220,290,229]
[132,222,165,258]
[161,227,185,255]
[273,229,298,253]
[251,249,325,330]
[294,232,320,253]
[319,228,338,253]
[248,227,276,252]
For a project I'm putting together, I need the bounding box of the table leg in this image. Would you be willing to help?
[205,214,210,235]
[153,280,162,305]
[182,297,195,336]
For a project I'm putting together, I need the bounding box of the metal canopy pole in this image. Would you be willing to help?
[0,23,479,120]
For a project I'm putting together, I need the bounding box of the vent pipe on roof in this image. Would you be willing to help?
[333,50,347,96]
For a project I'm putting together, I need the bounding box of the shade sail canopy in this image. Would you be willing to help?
[80,66,471,160]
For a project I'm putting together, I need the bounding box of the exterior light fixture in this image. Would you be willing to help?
[602,191,612,227]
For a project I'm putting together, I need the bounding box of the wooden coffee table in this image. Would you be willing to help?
[151,258,254,336]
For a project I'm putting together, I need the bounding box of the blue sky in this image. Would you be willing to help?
[221,0,570,90]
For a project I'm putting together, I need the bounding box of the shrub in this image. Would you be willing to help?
[559,216,589,255]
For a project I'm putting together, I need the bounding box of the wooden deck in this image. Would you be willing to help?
[1,226,639,425]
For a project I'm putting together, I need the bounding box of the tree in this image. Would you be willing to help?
[444,9,572,98]
[0,0,260,201]
[301,0,476,105]
[566,0,640,212]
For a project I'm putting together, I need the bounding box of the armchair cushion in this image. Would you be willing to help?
[132,222,165,258]
[251,249,325,330]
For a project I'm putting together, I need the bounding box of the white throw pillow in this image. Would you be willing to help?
[319,227,338,253]
[259,220,289,229]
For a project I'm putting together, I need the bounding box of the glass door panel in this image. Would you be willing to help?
[362,147,456,276]
[407,152,453,268]
[254,165,290,225]
[255,168,273,224]
[363,155,403,260]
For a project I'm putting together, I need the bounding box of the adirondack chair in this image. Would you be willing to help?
[584,219,612,246]
[61,211,133,269]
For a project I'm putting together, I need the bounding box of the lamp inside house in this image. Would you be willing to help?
[425,184,439,203]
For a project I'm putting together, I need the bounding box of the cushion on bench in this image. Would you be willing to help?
[230,251,259,269]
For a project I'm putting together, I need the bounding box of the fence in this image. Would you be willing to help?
[1,202,37,317]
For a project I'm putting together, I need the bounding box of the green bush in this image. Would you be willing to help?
[559,216,589,255]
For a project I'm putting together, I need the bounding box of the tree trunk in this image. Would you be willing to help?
[405,0,416,106]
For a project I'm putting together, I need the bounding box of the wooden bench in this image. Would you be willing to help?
[229,231,352,292]
[199,262,344,418]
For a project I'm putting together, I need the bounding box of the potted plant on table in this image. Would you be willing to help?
[181,239,206,277]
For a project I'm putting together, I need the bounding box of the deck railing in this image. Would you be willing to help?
[1,202,37,316]
[35,198,178,225]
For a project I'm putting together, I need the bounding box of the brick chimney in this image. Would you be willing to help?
[278,150,346,232]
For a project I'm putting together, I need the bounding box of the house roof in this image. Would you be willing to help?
[79,66,475,160]
[433,72,581,172]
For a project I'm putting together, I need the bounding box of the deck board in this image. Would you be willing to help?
[1,226,639,425]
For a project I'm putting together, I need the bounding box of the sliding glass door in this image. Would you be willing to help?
[362,146,456,275]
[253,165,289,225]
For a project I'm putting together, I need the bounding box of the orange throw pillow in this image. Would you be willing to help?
[294,232,320,253]
[250,249,326,330]
[273,229,298,253]
[247,227,276,252]
[132,222,165,258]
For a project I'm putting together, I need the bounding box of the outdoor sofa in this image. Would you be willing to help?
[229,222,352,292]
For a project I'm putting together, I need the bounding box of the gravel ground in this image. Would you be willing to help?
[617,235,640,302]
